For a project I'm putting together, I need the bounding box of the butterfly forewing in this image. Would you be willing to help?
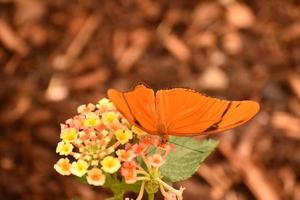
[108,85,158,134]
[107,88,136,123]
[201,100,259,134]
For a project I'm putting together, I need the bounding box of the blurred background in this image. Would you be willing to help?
[1,0,300,199]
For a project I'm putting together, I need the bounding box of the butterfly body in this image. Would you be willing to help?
[108,84,259,137]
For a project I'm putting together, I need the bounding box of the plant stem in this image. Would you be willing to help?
[136,181,145,200]
[148,193,154,200]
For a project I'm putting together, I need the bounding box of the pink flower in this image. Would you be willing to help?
[132,143,148,155]
[116,149,136,162]
[77,103,96,114]
[147,154,165,168]
[121,161,137,184]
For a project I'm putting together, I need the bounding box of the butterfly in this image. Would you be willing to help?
[108,84,259,139]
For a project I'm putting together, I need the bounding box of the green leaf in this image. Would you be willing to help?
[160,136,218,182]
[103,174,141,199]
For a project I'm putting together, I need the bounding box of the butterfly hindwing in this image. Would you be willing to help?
[156,89,232,136]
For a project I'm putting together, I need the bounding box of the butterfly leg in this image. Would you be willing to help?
[160,135,169,145]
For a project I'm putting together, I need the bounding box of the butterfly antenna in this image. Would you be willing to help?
[146,141,207,154]
[168,141,206,153]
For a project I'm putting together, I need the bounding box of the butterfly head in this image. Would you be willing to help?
[156,123,170,144]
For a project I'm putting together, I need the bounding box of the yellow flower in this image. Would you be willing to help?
[70,160,89,177]
[102,112,118,126]
[101,156,121,174]
[54,158,71,175]
[60,128,77,142]
[87,168,106,186]
[115,129,133,144]
[56,141,73,155]
[131,125,147,136]
[96,98,115,110]
[84,113,101,127]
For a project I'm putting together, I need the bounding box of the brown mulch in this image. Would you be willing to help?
[1,0,300,199]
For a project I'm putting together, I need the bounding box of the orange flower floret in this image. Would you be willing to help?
[124,170,137,184]
[87,167,106,186]
[77,103,96,114]
[54,158,71,176]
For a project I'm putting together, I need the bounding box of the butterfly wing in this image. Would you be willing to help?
[107,84,158,134]
[156,88,259,136]
[201,100,259,134]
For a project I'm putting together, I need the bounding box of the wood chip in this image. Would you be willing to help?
[0,19,29,55]
[45,75,69,101]
[288,74,300,100]
[281,21,300,42]
[197,66,229,91]
[24,108,53,125]
[190,32,216,49]
[271,112,300,140]
[69,68,109,91]
[157,24,191,62]
[0,95,31,122]
[222,32,243,55]
[226,2,255,29]
[15,0,45,25]
[136,0,160,18]
[117,29,151,73]
[3,54,21,75]
[192,2,221,28]
[198,164,233,199]
[52,14,101,70]
[219,140,280,200]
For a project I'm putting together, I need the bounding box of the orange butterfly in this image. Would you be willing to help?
[108,84,259,138]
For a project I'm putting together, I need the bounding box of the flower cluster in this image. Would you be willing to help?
[54,98,184,200]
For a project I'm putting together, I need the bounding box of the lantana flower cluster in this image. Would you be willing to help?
[54,98,185,200]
